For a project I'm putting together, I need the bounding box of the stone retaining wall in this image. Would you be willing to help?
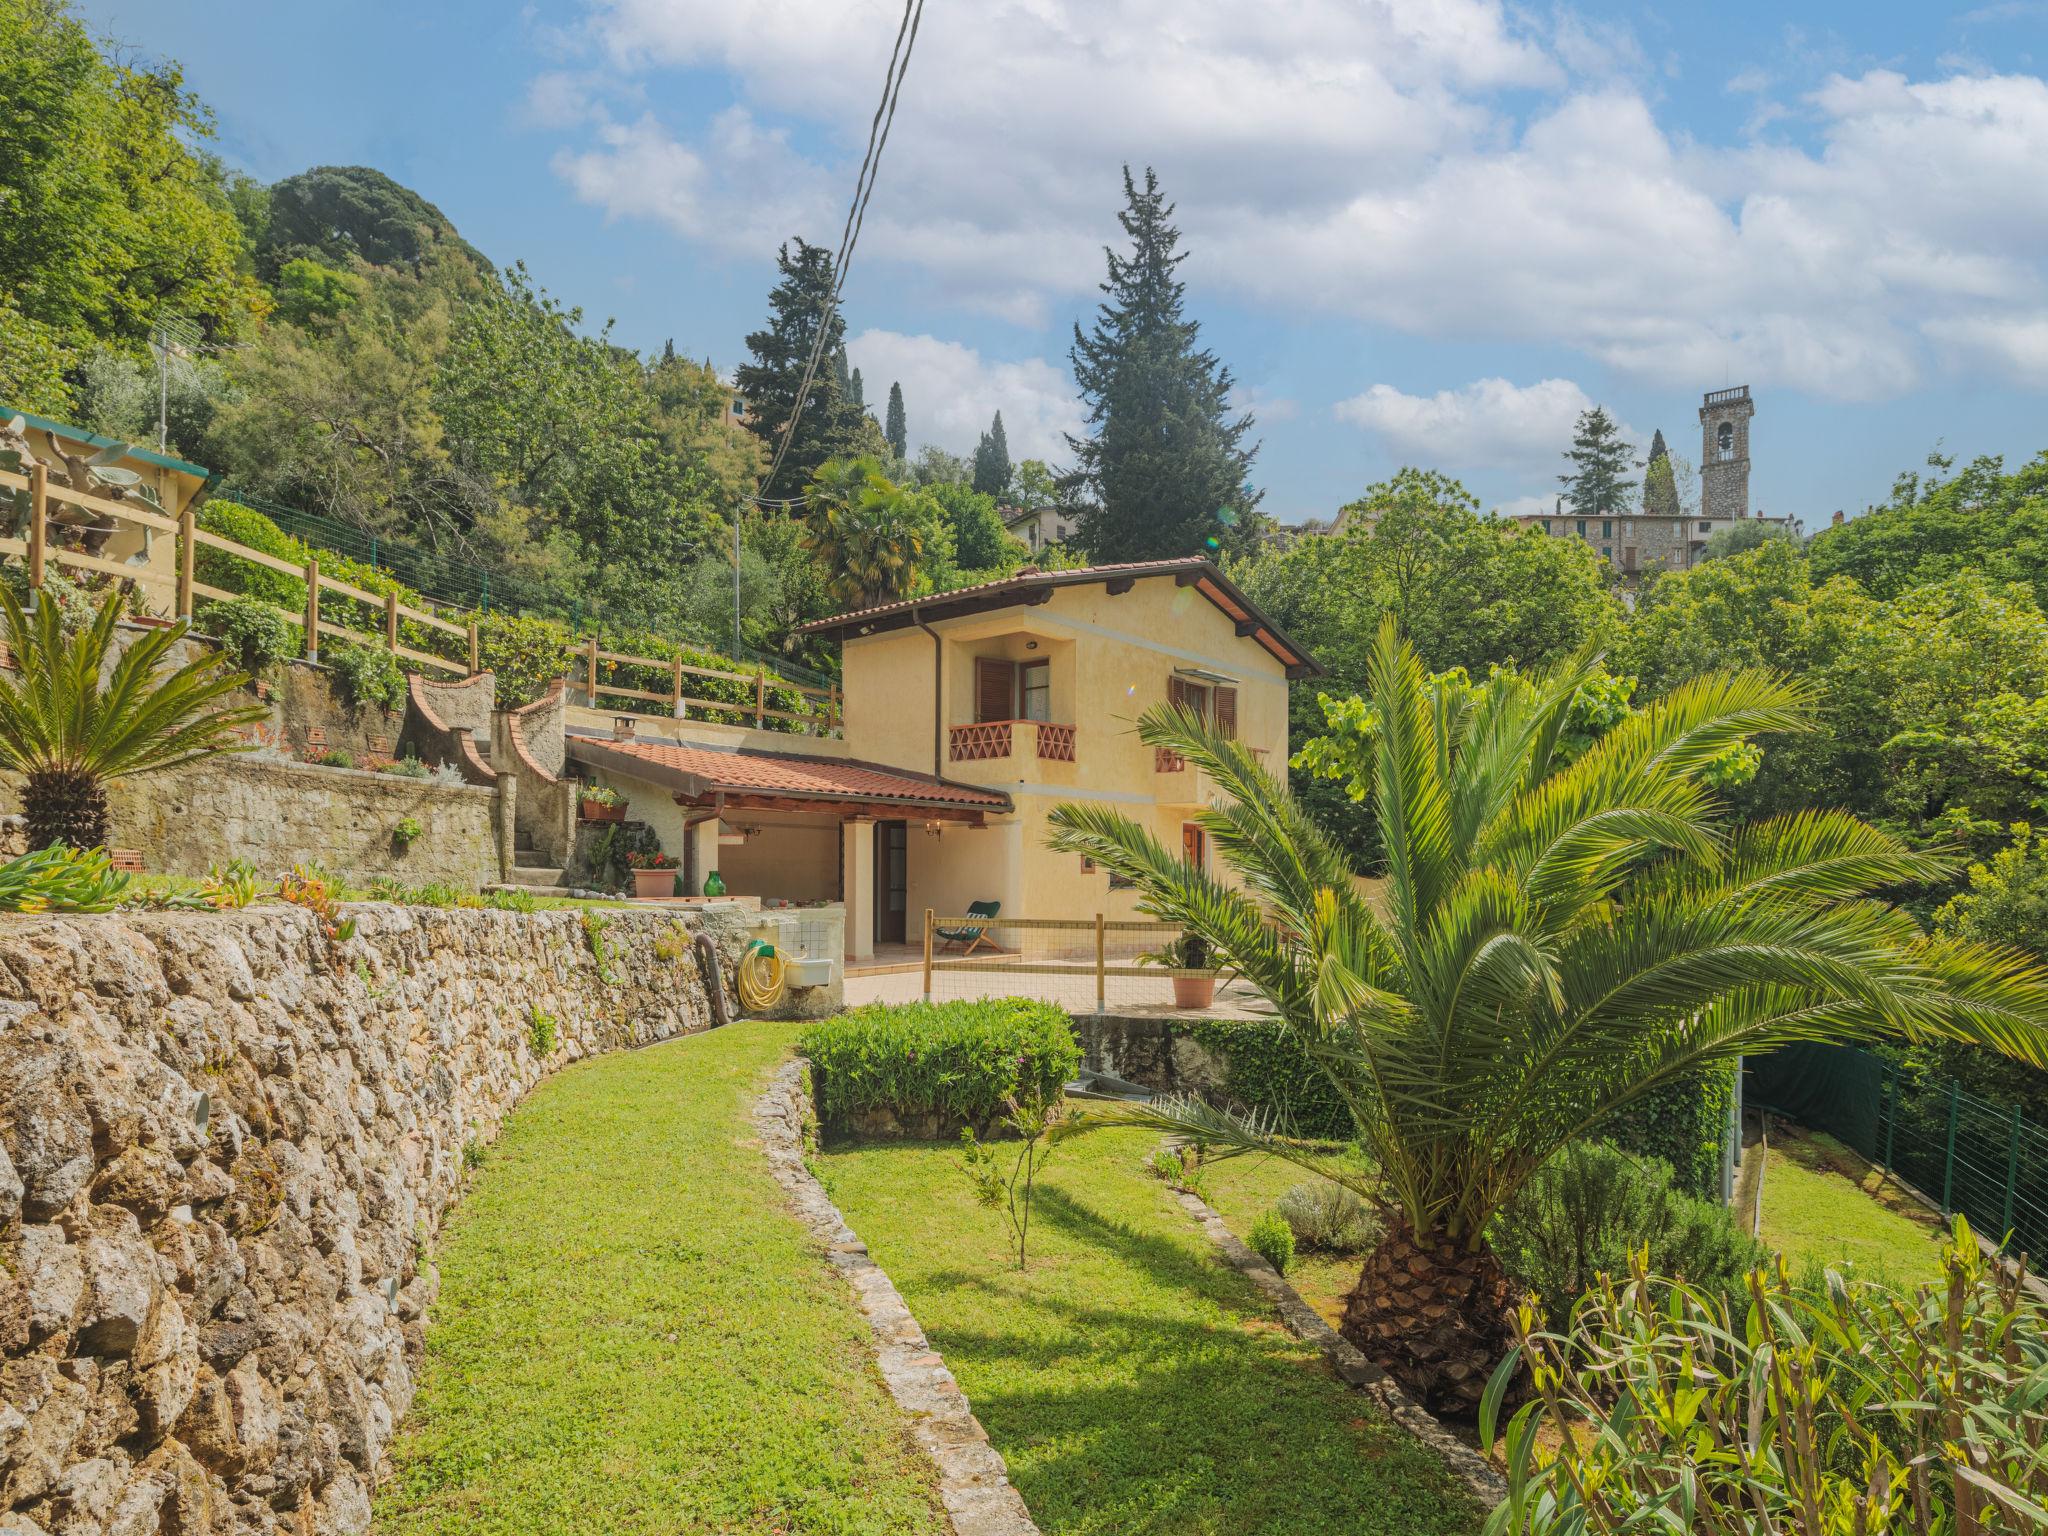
[0,902,749,1536]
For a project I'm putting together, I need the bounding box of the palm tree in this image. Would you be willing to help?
[1048,619,2048,1415]
[803,456,926,611]
[0,587,268,851]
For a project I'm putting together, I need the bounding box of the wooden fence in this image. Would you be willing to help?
[0,465,839,734]
[920,912,1211,1013]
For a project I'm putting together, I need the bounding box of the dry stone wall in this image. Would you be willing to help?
[0,902,749,1536]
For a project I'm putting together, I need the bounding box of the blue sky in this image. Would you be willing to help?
[85,0,2048,526]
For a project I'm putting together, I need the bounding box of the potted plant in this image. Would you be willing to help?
[580,783,627,823]
[627,849,679,900]
[1160,931,1217,1009]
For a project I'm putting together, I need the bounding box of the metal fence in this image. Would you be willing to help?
[1747,1043,2048,1259]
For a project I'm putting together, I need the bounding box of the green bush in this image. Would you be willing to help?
[1489,1140,1764,1318]
[484,887,538,913]
[1274,1181,1379,1254]
[197,501,307,610]
[325,640,406,711]
[197,594,297,677]
[1595,1063,1734,1199]
[1249,1210,1296,1275]
[529,1008,558,1057]
[798,1000,1081,1133]
[317,748,354,768]
[1187,1019,1357,1140]
[478,610,581,708]
[381,756,430,779]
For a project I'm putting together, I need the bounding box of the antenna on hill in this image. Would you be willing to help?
[150,315,203,455]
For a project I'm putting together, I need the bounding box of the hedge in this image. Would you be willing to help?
[798,1000,1080,1129]
[1187,1018,1357,1141]
[1595,1064,1735,1201]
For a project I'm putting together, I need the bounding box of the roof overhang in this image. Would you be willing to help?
[797,559,1324,679]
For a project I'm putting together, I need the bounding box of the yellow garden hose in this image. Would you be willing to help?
[736,940,786,1012]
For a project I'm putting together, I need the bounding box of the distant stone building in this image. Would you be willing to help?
[1002,504,1073,553]
[1512,384,1793,575]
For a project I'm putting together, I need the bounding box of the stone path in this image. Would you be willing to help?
[752,1060,1042,1536]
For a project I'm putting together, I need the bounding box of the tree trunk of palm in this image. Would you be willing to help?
[22,769,110,852]
[1339,1221,1517,1418]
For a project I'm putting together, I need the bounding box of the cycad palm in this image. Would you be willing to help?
[1048,619,2048,1414]
[0,588,267,851]
[803,456,925,610]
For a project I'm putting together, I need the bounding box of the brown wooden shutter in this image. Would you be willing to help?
[1168,675,1208,722]
[1213,687,1237,739]
[975,658,1016,722]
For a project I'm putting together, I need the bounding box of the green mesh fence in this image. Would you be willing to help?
[1747,1045,2048,1260]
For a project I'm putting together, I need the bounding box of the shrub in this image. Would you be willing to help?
[1488,1140,1764,1317]
[1274,1181,1379,1254]
[199,858,260,910]
[1249,1210,1296,1274]
[199,594,297,677]
[0,845,131,912]
[197,502,308,610]
[1594,1062,1735,1199]
[393,816,423,847]
[317,748,354,768]
[325,641,406,712]
[798,1000,1081,1133]
[381,756,430,779]
[528,1008,558,1057]
[484,887,538,913]
[1149,1147,1187,1183]
[1485,1217,2048,1536]
[477,610,580,708]
[1186,1018,1356,1140]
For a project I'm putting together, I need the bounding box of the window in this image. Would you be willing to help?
[1699,520,1711,533]
[1168,674,1209,723]
[1055,524,1069,541]
[1575,519,1587,536]
[1540,519,1552,534]
[1602,519,1613,538]
[1623,520,1632,535]
[1108,871,1136,890]
[975,657,1016,722]
[1601,545,1612,561]
[1181,823,1207,869]
[1020,660,1050,722]
[1717,421,1734,456]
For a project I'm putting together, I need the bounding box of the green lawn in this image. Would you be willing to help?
[376,1021,947,1536]
[817,1128,1479,1536]
[1755,1128,1947,1282]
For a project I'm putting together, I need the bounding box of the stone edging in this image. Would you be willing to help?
[752,1058,1042,1536]
[1168,1186,1510,1507]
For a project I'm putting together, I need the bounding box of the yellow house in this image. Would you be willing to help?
[561,559,1319,960]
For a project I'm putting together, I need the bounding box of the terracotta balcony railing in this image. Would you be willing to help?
[950,720,1077,764]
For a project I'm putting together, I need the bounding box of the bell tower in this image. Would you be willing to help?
[1698,385,1753,521]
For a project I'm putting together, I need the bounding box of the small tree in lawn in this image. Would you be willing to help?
[959,1090,1076,1269]
[0,588,266,851]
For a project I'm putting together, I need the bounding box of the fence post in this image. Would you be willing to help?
[921,907,934,1005]
[829,682,841,734]
[26,464,46,591]
[384,590,399,652]
[585,635,599,704]
[466,616,480,676]
[1882,1066,1897,1174]
[175,509,195,619]
[671,656,684,716]
[754,666,766,727]
[1942,1081,1961,1214]
[2005,1104,2024,1240]
[303,557,320,661]
[1095,912,1106,1016]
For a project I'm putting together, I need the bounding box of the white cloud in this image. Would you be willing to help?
[530,2,2048,400]
[1334,377,1621,475]
[843,329,1084,463]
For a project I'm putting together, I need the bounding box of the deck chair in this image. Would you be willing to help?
[936,900,1001,957]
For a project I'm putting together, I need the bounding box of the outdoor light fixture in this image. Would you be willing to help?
[1025,640,1039,651]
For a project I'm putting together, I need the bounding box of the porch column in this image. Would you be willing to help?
[841,817,876,961]
[683,815,722,898]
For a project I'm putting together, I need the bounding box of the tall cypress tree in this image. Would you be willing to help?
[972,410,1012,495]
[736,239,868,499]
[885,381,907,460]
[1640,427,1679,517]
[1067,166,1262,562]
[1559,406,1635,519]
[849,366,865,411]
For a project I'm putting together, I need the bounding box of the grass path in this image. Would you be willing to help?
[375,1021,948,1536]
[1751,1127,1946,1282]
[819,1129,1479,1536]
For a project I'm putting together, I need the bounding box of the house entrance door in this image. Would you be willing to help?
[875,820,908,944]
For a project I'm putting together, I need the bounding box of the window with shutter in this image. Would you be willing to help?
[975,657,1016,722]
[1167,675,1209,722]
[1213,686,1237,739]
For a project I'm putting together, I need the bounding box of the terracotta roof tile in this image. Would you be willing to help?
[566,735,1009,811]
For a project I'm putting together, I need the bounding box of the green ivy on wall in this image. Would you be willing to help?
[1187,1019,1357,1141]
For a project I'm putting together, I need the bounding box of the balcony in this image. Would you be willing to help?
[950,719,1077,764]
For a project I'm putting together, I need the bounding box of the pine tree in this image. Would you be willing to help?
[736,239,869,499]
[1559,406,1635,520]
[1068,166,1263,562]
[1640,427,1680,518]
[849,366,865,411]
[972,410,1012,496]
[885,381,907,460]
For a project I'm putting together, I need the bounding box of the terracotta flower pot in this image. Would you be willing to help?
[631,867,677,900]
[581,799,626,823]
[1172,974,1217,1010]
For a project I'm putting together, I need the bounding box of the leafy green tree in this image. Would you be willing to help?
[1700,519,1793,561]
[1809,449,2048,608]
[972,410,1012,496]
[1048,620,2048,1412]
[0,588,266,851]
[907,444,969,486]
[885,381,907,460]
[1640,428,1679,518]
[802,457,934,610]
[273,257,365,327]
[737,240,874,500]
[259,165,485,278]
[927,481,1022,573]
[1068,166,1263,561]
[1559,405,1634,519]
[1011,458,1058,507]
